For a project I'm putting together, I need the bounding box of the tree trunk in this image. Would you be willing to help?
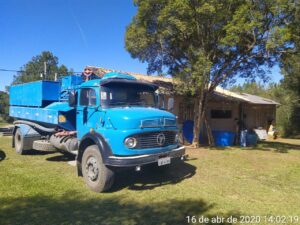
[204,116,214,146]
[191,98,200,147]
[191,85,215,147]
[192,91,206,148]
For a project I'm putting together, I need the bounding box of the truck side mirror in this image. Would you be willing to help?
[68,91,77,107]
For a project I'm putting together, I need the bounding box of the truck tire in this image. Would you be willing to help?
[82,145,114,192]
[14,128,25,155]
[33,140,56,151]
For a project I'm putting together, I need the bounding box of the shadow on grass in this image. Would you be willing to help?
[184,157,198,161]
[209,146,227,151]
[110,161,196,192]
[253,141,300,153]
[19,149,75,161]
[206,140,300,153]
[0,193,241,225]
[23,149,57,156]
[46,153,75,162]
[0,149,6,161]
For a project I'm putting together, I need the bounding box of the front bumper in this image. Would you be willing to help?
[105,146,185,167]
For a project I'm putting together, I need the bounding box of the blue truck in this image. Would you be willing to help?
[9,72,185,192]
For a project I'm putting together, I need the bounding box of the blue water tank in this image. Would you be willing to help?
[10,81,60,107]
[246,133,258,146]
[212,130,236,147]
[182,120,204,144]
[60,75,83,92]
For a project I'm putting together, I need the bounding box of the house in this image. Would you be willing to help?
[86,66,279,143]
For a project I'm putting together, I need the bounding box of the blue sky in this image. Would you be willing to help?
[0,0,282,91]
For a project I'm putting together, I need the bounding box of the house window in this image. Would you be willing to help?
[211,110,232,119]
[80,88,96,106]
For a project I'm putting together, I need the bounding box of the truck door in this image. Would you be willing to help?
[77,88,101,139]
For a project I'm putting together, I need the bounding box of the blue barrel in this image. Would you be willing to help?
[212,130,236,147]
[246,133,258,146]
[182,120,204,144]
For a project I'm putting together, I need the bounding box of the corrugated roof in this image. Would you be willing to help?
[214,87,280,105]
[86,66,280,105]
[238,93,280,105]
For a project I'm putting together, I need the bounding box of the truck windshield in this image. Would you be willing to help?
[100,82,156,108]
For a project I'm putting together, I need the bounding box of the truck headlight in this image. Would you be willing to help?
[124,137,137,148]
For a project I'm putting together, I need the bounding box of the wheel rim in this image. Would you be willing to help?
[85,156,99,182]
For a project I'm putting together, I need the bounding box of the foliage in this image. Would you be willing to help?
[280,3,300,136]
[12,51,72,85]
[231,4,300,137]
[0,91,12,123]
[230,82,267,96]
[126,0,296,146]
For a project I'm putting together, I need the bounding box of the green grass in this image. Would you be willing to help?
[0,122,9,128]
[0,137,300,225]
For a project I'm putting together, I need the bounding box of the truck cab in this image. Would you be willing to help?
[9,72,185,192]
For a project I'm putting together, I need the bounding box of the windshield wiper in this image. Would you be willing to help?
[107,101,128,106]
[127,101,144,106]
[106,101,155,108]
[129,102,156,108]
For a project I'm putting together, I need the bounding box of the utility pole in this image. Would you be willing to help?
[44,61,47,80]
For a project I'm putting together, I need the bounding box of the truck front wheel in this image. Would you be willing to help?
[82,145,114,192]
[14,128,25,155]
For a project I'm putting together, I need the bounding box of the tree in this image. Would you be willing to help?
[12,51,71,84]
[126,0,296,146]
[0,91,11,122]
[230,82,267,96]
[280,2,300,136]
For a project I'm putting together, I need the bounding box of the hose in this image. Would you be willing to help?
[13,120,56,133]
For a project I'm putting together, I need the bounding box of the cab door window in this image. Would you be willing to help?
[80,88,97,106]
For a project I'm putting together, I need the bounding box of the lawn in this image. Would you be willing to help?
[0,136,300,225]
[0,122,9,128]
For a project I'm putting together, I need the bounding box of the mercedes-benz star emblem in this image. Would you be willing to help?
[157,133,166,146]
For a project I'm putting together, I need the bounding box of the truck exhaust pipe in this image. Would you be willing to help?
[50,135,79,154]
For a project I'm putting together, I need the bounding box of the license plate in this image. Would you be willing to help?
[158,157,171,166]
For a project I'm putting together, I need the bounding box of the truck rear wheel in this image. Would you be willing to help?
[14,128,25,155]
[82,145,114,192]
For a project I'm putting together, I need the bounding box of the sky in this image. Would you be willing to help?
[0,0,283,91]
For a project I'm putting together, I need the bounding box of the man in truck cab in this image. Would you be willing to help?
[81,67,98,81]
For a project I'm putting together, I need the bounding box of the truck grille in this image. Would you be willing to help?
[133,131,177,149]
